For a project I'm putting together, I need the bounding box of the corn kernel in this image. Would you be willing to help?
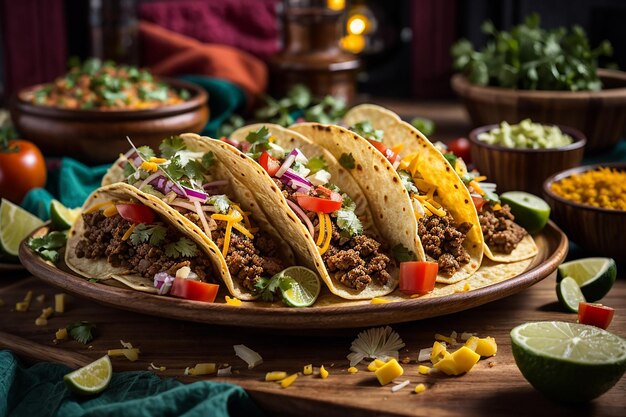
[414,383,426,394]
[433,352,459,376]
[265,371,287,382]
[320,365,329,379]
[370,297,390,304]
[303,364,313,375]
[367,358,387,371]
[280,373,298,388]
[475,337,497,357]
[347,367,358,374]
[418,365,430,375]
[225,296,242,306]
[430,341,447,364]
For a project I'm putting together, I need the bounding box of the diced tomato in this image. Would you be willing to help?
[578,302,614,329]
[447,137,471,163]
[368,140,399,164]
[315,186,343,203]
[399,261,439,295]
[472,196,486,212]
[116,203,155,224]
[296,195,342,214]
[259,151,281,177]
[170,278,219,303]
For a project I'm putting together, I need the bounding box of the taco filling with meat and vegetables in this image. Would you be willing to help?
[100,135,292,297]
[224,124,399,299]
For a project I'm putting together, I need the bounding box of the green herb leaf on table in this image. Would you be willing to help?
[27,231,68,263]
[67,321,96,344]
[392,244,417,262]
[339,153,356,169]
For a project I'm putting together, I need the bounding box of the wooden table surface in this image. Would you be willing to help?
[1,268,625,417]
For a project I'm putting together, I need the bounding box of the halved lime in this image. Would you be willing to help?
[556,277,586,312]
[50,199,81,231]
[557,258,617,302]
[278,266,321,307]
[64,355,112,395]
[511,321,626,403]
[0,198,44,259]
[499,191,550,234]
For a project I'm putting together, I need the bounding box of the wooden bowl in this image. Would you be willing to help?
[468,124,586,196]
[10,78,209,164]
[451,69,626,153]
[543,162,626,261]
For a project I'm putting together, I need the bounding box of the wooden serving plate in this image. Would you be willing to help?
[19,222,568,329]
[10,77,209,164]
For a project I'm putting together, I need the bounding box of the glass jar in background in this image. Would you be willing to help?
[90,0,138,65]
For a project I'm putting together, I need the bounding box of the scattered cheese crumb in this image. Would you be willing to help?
[414,383,426,394]
[120,340,133,349]
[460,332,476,341]
[280,373,298,388]
[391,380,410,392]
[36,294,45,303]
[225,296,242,306]
[367,358,387,372]
[55,328,68,340]
[185,363,216,376]
[54,294,65,313]
[217,366,232,376]
[108,348,141,361]
[149,362,167,371]
[418,348,432,362]
[35,307,54,326]
[370,297,390,304]
[449,331,457,340]
[475,337,498,357]
[434,334,455,345]
[303,364,313,375]
[234,344,263,369]
[16,290,33,312]
[266,371,287,382]
[347,367,358,374]
[375,359,404,386]
[418,365,430,375]
[463,283,471,292]
[320,365,329,379]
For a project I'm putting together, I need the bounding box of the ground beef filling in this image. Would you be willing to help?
[418,214,473,276]
[273,178,392,291]
[479,204,527,254]
[74,211,215,282]
[212,223,286,293]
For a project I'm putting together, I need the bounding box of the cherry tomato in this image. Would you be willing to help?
[368,140,399,164]
[447,137,471,163]
[399,261,439,295]
[116,203,155,224]
[170,278,219,303]
[578,302,614,329]
[258,151,281,176]
[472,196,486,212]
[296,195,342,214]
[0,139,47,203]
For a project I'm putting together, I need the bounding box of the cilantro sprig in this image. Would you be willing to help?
[339,153,355,169]
[254,274,293,302]
[129,224,167,246]
[398,170,418,194]
[164,237,199,259]
[350,121,383,141]
[66,321,96,344]
[27,231,67,263]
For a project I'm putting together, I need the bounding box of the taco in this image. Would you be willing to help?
[222,123,408,299]
[98,135,294,299]
[345,104,537,263]
[66,183,226,295]
[290,121,483,284]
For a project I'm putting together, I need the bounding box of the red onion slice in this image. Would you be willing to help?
[286,199,315,237]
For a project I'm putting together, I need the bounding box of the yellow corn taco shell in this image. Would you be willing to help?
[291,121,483,284]
[202,126,400,300]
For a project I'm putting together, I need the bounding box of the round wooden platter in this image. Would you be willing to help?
[19,221,568,329]
[0,262,25,273]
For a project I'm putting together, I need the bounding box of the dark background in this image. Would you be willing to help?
[1,0,625,104]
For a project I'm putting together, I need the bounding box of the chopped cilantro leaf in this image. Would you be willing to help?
[410,117,435,136]
[443,152,457,168]
[164,237,198,258]
[162,156,185,181]
[184,159,206,184]
[341,193,356,211]
[484,190,500,204]
[208,195,231,214]
[27,231,67,263]
[159,136,186,158]
[129,224,167,246]
[460,173,474,186]
[350,121,384,141]
[67,321,96,344]
[392,244,417,262]
[137,146,155,160]
[245,126,271,157]
[201,151,216,170]
[339,153,355,169]
[255,273,291,301]
[179,89,190,100]
[305,156,328,174]
[335,209,362,237]
[398,170,418,194]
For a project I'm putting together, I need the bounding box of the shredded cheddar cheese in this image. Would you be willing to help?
[391,143,404,154]
[265,371,287,381]
[148,157,167,164]
[347,367,358,374]
[318,214,333,255]
[84,201,114,214]
[280,373,298,388]
[370,297,390,304]
[418,365,431,375]
[225,296,242,306]
[54,293,65,313]
[319,365,329,379]
[303,364,313,375]
[315,212,325,246]
[103,204,119,217]
[212,209,250,257]
[121,223,137,241]
[140,161,159,172]
[414,383,426,394]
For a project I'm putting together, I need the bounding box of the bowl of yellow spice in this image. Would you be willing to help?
[543,162,626,261]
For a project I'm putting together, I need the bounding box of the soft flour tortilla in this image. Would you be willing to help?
[345,104,536,264]
[65,183,232,296]
[199,125,399,300]
[291,121,483,284]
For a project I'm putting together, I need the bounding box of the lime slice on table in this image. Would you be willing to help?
[277,266,321,307]
[50,199,81,230]
[511,321,626,403]
[64,355,113,395]
[499,191,550,234]
[556,277,586,312]
[0,198,44,259]
[557,258,617,302]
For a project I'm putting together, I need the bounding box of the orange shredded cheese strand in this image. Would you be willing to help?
[85,201,114,214]
[492,203,501,211]
[103,205,119,217]
[232,222,254,239]
[222,223,233,257]
[391,143,404,154]
[140,161,159,172]
[316,212,325,246]
[423,201,446,217]
[231,204,252,229]
[121,224,137,241]
[149,157,167,164]
[469,180,485,196]
[473,176,487,182]
[318,214,333,255]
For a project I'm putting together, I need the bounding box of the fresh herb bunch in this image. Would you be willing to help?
[451,14,613,91]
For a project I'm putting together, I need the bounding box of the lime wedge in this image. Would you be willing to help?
[499,191,550,234]
[64,355,112,395]
[277,266,321,307]
[0,198,44,259]
[50,199,81,231]
[556,277,586,312]
[511,321,626,403]
[557,258,617,302]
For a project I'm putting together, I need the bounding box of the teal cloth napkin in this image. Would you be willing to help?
[0,350,264,417]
